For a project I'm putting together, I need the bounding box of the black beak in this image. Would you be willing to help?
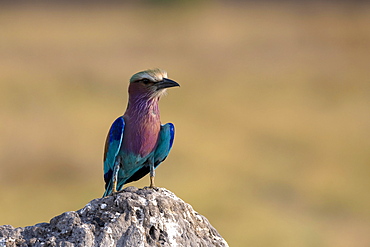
[156,78,180,90]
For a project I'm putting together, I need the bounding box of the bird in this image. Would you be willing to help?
[102,69,179,197]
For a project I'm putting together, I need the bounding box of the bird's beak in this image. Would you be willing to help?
[155,78,180,90]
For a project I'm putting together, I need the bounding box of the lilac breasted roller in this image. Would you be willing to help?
[102,69,179,197]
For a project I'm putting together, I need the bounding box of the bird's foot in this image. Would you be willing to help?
[144,186,158,191]
[108,188,124,197]
[144,176,158,190]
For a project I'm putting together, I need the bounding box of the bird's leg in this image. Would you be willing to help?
[112,157,121,194]
[149,162,156,188]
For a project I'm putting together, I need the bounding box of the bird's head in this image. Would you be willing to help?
[128,69,179,99]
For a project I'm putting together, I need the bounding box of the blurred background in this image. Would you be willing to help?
[0,1,369,246]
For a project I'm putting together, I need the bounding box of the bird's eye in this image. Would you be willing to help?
[141,78,151,84]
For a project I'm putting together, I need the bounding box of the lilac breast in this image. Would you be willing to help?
[122,113,161,157]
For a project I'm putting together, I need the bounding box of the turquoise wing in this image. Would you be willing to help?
[103,116,125,196]
[154,123,175,166]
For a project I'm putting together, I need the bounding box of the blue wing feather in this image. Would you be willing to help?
[168,123,175,151]
[154,123,175,166]
[103,117,125,193]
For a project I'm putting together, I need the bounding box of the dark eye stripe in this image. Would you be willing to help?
[141,78,151,84]
[133,78,155,84]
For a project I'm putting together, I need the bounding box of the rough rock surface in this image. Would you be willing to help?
[0,187,228,247]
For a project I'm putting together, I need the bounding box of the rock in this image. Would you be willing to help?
[0,187,228,247]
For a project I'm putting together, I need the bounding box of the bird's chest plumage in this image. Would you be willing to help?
[122,113,160,158]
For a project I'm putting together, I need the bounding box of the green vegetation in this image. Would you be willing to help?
[0,2,369,246]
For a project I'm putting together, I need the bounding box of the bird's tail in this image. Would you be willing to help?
[102,180,113,197]
[102,179,126,197]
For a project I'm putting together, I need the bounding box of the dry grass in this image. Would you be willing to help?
[0,2,369,246]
